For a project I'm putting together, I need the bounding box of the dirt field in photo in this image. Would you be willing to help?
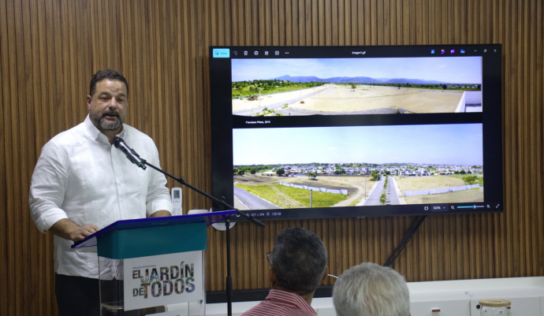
[404,188,484,204]
[280,176,358,194]
[395,175,466,192]
[291,84,463,113]
[234,174,367,194]
[395,175,484,204]
[234,174,280,184]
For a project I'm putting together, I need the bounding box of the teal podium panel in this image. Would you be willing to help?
[97,222,207,259]
[72,210,235,250]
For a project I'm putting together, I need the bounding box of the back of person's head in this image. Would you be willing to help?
[270,227,327,294]
[89,69,129,98]
[332,262,410,316]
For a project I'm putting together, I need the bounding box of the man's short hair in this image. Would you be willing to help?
[271,227,327,294]
[89,69,129,98]
[332,262,410,316]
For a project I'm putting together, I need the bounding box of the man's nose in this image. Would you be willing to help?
[108,98,118,108]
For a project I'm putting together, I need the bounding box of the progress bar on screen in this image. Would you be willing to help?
[457,205,485,209]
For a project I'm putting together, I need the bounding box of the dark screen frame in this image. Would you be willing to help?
[210,44,503,222]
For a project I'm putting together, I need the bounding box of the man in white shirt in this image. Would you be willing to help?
[29,69,173,316]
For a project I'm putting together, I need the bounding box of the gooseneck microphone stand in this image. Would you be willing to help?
[112,136,265,315]
[141,159,264,316]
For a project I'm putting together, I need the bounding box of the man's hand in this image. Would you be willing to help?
[67,224,100,242]
[149,210,172,218]
[50,219,100,242]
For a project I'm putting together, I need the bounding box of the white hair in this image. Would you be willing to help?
[332,262,410,316]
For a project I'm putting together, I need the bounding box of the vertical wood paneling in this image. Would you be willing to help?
[5,0,17,314]
[527,0,536,277]
[492,0,504,267]
[536,0,544,279]
[0,0,9,312]
[11,3,25,312]
[1,0,544,314]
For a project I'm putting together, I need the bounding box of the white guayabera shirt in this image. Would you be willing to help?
[29,115,173,279]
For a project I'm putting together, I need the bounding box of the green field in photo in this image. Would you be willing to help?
[235,183,346,208]
[448,174,484,185]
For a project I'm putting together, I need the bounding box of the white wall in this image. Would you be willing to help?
[206,277,544,316]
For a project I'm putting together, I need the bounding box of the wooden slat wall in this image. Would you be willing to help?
[1,0,543,315]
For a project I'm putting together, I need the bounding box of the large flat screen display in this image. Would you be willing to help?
[209,45,503,221]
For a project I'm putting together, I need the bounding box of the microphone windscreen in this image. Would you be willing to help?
[112,136,122,148]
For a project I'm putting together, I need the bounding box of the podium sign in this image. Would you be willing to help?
[123,251,203,311]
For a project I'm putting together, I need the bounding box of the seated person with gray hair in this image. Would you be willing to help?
[332,262,410,316]
[242,227,329,316]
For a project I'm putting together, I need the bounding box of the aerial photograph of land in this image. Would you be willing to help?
[231,57,483,116]
[233,124,484,210]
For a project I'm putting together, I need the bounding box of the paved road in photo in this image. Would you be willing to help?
[365,177,386,206]
[365,176,401,205]
[384,177,400,205]
[234,186,280,210]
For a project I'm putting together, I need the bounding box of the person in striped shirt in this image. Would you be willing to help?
[242,227,328,316]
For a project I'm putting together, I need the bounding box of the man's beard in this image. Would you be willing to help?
[90,105,124,131]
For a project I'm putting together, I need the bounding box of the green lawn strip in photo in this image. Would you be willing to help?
[348,198,363,207]
[448,174,484,186]
[232,81,326,99]
[236,183,346,208]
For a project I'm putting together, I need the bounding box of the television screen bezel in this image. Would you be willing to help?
[209,44,503,222]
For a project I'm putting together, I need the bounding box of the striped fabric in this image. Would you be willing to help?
[242,289,317,316]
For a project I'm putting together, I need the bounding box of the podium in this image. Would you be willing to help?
[73,211,235,316]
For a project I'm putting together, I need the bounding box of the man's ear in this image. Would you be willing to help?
[319,266,329,285]
[269,267,278,287]
[86,95,92,111]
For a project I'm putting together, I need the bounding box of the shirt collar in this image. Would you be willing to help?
[266,289,316,314]
[83,115,127,143]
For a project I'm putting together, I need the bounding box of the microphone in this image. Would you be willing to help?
[112,136,147,170]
